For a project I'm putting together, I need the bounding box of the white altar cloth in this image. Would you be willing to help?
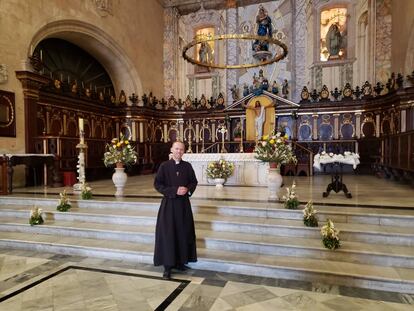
[182,153,268,186]
[313,151,360,171]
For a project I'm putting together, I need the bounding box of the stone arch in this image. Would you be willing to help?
[29,19,142,100]
[404,20,414,76]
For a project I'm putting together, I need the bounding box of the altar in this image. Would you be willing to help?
[182,153,268,186]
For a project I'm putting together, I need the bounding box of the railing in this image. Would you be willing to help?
[381,131,414,172]
[292,141,314,176]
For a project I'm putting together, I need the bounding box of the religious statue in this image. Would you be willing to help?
[271,81,279,95]
[198,42,213,64]
[252,5,273,52]
[326,23,342,58]
[230,84,239,101]
[249,101,266,139]
[282,79,289,99]
[243,84,249,97]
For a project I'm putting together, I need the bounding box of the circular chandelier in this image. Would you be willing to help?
[182,34,288,69]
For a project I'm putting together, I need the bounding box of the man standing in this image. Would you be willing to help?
[154,141,198,279]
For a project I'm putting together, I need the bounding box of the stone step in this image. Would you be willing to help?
[0,231,413,294]
[2,196,414,228]
[0,217,413,269]
[1,206,414,247]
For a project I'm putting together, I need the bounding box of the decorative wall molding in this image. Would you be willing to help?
[0,64,8,84]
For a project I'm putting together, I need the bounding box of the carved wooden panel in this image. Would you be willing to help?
[0,90,16,137]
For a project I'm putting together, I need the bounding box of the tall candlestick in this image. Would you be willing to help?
[40,50,43,61]
[79,118,84,131]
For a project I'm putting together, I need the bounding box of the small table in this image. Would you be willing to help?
[5,154,61,193]
[313,152,360,199]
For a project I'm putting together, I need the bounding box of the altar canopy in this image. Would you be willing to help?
[182,153,269,186]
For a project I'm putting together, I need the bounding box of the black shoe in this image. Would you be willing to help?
[175,264,190,271]
[162,269,171,280]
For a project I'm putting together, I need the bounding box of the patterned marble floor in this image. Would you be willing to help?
[0,250,412,311]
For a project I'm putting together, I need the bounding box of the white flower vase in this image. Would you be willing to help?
[214,178,226,189]
[112,164,127,197]
[268,163,283,200]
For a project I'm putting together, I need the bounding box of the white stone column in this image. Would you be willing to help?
[163,122,168,142]
[312,114,318,140]
[292,0,307,102]
[401,110,406,133]
[375,114,381,137]
[139,122,144,143]
[333,114,340,139]
[164,7,180,98]
[355,113,361,138]
[226,5,238,105]
[131,121,136,141]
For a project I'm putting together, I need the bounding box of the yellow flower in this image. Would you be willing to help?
[269,139,275,144]
[116,142,121,147]
[262,135,269,140]
[125,140,129,144]
[284,134,289,139]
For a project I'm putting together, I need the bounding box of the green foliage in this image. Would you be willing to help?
[321,219,340,250]
[57,203,71,212]
[103,134,138,167]
[282,182,299,209]
[29,207,44,226]
[206,159,235,179]
[303,215,318,227]
[254,132,297,164]
[57,190,71,212]
[303,200,318,227]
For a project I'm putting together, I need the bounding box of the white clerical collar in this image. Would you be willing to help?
[175,160,180,164]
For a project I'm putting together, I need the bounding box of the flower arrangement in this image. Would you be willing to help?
[80,182,92,200]
[103,134,138,167]
[303,200,318,227]
[282,181,300,209]
[321,219,340,250]
[29,206,44,226]
[57,190,71,212]
[206,159,235,179]
[254,132,297,164]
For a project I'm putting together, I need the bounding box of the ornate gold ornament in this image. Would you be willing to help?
[182,34,288,69]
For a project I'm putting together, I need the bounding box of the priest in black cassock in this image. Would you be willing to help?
[154,141,198,279]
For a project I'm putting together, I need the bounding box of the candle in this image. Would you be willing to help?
[30,45,33,56]
[79,118,84,131]
[60,73,63,81]
[40,50,43,61]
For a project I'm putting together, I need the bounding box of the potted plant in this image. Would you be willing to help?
[282,181,299,209]
[103,134,138,197]
[206,159,235,188]
[254,132,297,199]
[303,200,318,227]
[57,190,71,212]
[321,219,340,250]
[29,206,44,226]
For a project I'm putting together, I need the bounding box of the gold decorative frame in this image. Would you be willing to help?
[182,34,288,69]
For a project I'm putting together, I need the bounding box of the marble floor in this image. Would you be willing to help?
[2,174,414,310]
[0,250,413,311]
[13,174,414,208]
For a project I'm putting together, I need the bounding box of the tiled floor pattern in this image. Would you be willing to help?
[0,251,413,311]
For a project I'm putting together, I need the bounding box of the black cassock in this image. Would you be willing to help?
[153,159,198,267]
